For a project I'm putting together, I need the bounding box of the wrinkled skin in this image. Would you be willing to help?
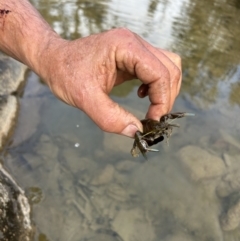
[0,0,182,138]
[131,112,194,159]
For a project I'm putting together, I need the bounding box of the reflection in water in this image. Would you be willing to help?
[31,0,111,38]
[171,0,240,108]
[30,0,240,107]
[3,0,240,241]
[230,82,240,106]
[229,67,240,106]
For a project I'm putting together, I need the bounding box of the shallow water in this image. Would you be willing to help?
[3,0,240,240]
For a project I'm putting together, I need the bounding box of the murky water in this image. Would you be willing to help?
[2,0,240,240]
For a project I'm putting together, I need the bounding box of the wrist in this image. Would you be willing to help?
[35,36,70,90]
[0,0,60,79]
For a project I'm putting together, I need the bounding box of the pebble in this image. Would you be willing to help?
[112,208,155,241]
[106,183,129,202]
[164,231,193,241]
[91,164,115,186]
[220,129,240,151]
[221,200,240,231]
[178,145,226,181]
[216,169,240,197]
[222,153,232,168]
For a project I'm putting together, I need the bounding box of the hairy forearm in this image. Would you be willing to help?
[0,0,60,75]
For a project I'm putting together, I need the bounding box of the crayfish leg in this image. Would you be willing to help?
[160,112,195,121]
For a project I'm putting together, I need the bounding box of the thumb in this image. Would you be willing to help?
[82,91,142,137]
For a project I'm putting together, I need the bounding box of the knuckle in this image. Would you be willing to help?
[109,28,136,48]
[113,27,134,38]
[172,65,181,83]
[161,67,171,82]
[172,53,182,67]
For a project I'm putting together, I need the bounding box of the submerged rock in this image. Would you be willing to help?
[0,53,27,96]
[216,169,240,198]
[220,199,240,231]
[0,52,27,149]
[0,52,30,240]
[219,129,240,151]
[90,164,115,186]
[0,95,18,149]
[82,231,122,241]
[0,164,33,240]
[164,231,194,241]
[112,208,155,241]
[178,145,226,181]
[217,166,240,231]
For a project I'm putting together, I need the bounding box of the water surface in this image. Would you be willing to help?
[3,0,240,240]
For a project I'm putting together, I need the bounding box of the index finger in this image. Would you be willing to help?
[132,36,182,119]
[135,53,173,119]
[116,44,172,120]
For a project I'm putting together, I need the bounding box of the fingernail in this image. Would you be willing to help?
[121,124,139,138]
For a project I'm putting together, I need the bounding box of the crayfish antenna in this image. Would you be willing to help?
[147,148,159,152]
[184,113,195,116]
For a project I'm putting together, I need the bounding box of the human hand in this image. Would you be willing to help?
[38,28,182,137]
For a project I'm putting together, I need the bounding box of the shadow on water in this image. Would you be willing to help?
[1,0,240,240]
